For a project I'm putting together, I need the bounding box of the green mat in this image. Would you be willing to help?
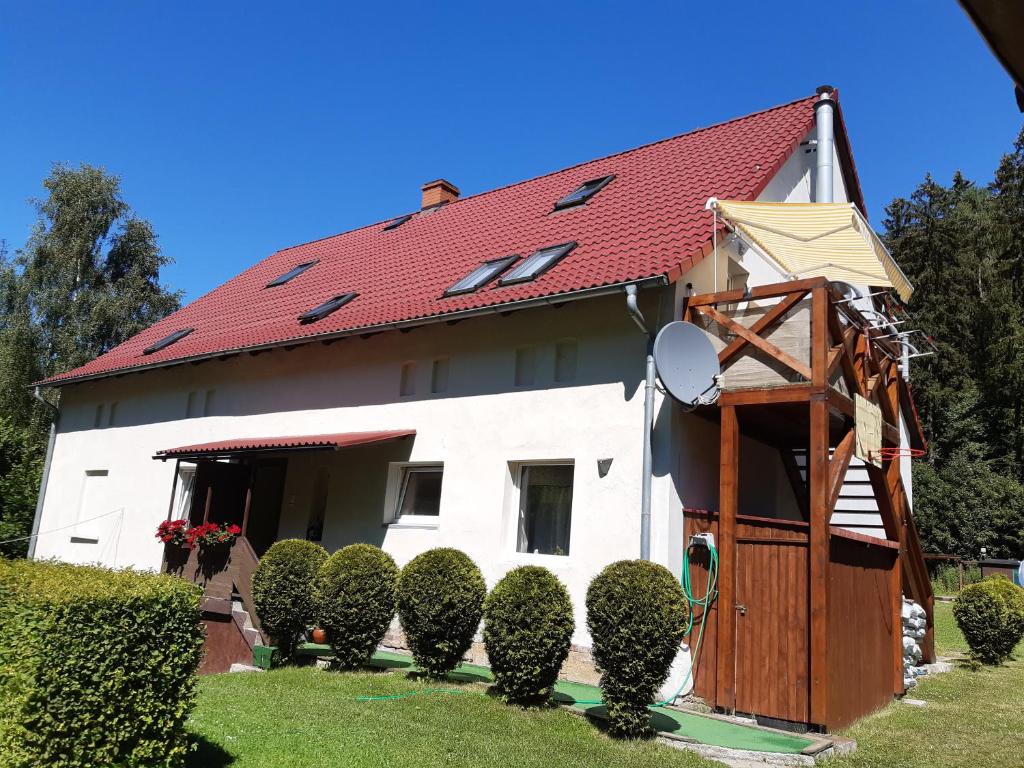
[294,645,814,755]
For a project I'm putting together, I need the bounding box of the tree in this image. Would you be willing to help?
[885,128,1024,559]
[0,164,180,554]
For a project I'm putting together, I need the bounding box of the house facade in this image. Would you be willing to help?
[30,89,929,726]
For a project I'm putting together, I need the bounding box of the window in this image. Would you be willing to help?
[186,391,200,418]
[431,357,449,394]
[498,242,577,285]
[517,464,574,556]
[383,214,413,231]
[107,402,118,426]
[514,347,536,387]
[93,403,105,429]
[555,340,578,382]
[74,469,109,543]
[266,260,317,288]
[554,175,614,210]
[202,390,216,417]
[143,328,193,355]
[298,292,357,324]
[400,361,417,397]
[443,255,519,296]
[396,466,443,519]
[173,465,196,520]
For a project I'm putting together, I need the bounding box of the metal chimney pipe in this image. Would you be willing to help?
[813,85,836,203]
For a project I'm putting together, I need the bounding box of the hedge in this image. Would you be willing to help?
[396,547,486,677]
[0,559,204,768]
[953,577,1023,665]
[315,544,399,669]
[483,566,574,706]
[251,539,328,659]
[586,560,689,738]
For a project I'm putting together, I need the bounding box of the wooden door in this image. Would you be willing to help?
[732,520,810,724]
[245,460,287,557]
[189,461,250,527]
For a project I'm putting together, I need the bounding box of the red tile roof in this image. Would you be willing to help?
[46,92,845,386]
[155,430,416,458]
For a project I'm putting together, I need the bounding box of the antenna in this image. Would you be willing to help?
[653,322,722,409]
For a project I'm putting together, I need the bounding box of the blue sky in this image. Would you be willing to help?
[1,1,1020,302]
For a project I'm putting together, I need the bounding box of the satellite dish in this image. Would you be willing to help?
[830,280,863,303]
[653,321,722,408]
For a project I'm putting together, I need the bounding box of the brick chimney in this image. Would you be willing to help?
[421,179,459,209]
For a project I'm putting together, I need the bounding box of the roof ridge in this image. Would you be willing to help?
[275,91,819,257]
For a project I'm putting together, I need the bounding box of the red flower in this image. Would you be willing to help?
[156,519,189,546]
[182,521,241,550]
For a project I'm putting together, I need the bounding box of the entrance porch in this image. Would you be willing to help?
[155,430,416,672]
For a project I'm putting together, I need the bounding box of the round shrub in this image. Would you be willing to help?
[314,544,399,669]
[586,560,688,739]
[251,539,328,659]
[984,576,1024,659]
[483,566,574,706]
[953,578,1019,665]
[396,547,486,678]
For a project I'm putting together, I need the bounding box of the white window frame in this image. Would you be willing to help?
[383,462,444,528]
[508,460,575,559]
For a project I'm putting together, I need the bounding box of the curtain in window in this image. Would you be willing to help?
[518,465,573,555]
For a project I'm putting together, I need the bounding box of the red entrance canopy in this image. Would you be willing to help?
[155,430,415,459]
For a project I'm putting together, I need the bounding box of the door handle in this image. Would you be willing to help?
[735,603,747,615]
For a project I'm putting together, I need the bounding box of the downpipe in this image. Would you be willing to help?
[625,284,654,561]
[27,387,59,559]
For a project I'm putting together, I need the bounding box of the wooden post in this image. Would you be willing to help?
[202,484,213,525]
[808,397,830,727]
[717,404,740,713]
[808,286,830,727]
[240,465,254,538]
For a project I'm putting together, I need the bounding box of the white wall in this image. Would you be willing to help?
[35,293,659,645]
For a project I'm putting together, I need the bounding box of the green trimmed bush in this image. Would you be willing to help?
[0,559,204,768]
[586,560,688,739]
[314,544,399,669]
[953,577,1022,665]
[396,547,486,677]
[985,576,1024,659]
[483,566,574,706]
[251,539,328,659]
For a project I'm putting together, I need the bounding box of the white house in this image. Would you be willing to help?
[30,88,929,722]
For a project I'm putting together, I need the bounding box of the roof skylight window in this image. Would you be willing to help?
[554,175,615,210]
[298,292,358,324]
[266,260,318,288]
[143,328,194,355]
[443,255,519,296]
[498,242,577,285]
[383,214,414,231]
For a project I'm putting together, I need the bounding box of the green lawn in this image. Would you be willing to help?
[190,606,1023,768]
[187,667,718,768]
[824,598,1024,768]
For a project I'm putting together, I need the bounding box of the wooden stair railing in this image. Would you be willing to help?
[231,536,263,635]
[163,536,263,636]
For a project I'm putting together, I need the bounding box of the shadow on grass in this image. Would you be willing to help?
[187,735,234,767]
[367,657,413,670]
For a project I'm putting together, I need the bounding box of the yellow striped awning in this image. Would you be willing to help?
[711,200,914,302]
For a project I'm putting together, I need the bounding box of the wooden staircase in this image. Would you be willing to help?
[163,536,265,670]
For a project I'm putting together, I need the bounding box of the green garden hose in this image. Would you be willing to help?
[573,538,720,708]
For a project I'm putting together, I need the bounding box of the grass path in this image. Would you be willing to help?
[824,600,1024,768]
